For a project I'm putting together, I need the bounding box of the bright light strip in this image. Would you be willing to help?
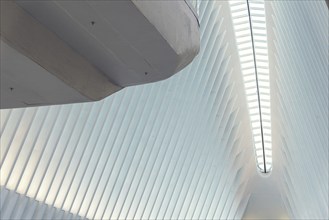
[229,0,272,174]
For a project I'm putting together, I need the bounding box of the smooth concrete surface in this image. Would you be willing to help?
[1,1,121,105]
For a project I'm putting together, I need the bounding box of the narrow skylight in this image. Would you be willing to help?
[229,0,272,174]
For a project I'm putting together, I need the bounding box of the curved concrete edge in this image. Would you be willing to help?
[132,0,200,74]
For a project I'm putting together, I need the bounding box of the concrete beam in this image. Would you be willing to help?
[1,1,121,101]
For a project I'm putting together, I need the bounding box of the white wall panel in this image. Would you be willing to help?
[268,1,328,219]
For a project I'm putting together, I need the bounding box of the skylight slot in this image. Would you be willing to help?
[229,0,272,174]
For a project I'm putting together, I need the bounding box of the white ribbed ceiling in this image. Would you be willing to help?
[268,0,328,219]
[1,1,328,220]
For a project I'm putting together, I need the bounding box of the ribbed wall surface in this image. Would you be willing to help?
[0,1,254,219]
[0,187,85,220]
[268,1,328,219]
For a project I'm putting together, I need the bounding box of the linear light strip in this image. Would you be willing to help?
[229,0,272,174]
[246,0,266,173]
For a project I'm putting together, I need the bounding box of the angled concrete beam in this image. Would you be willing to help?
[1,1,121,102]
